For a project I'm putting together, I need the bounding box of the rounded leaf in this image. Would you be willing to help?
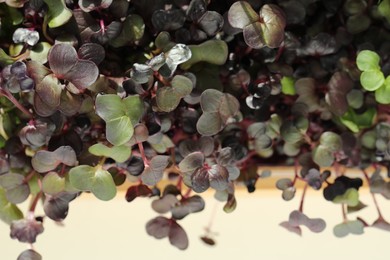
[228,1,259,29]
[42,172,65,195]
[356,50,380,71]
[360,70,385,91]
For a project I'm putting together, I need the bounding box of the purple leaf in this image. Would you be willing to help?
[326,72,354,116]
[280,221,302,236]
[168,220,189,250]
[43,192,77,221]
[191,167,210,193]
[10,218,44,243]
[208,164,229,191]
[172,195,205,219]
[125,184,152,202]
[17,249,42,260]
[77,43,105,65]
[141,155,169,186]
[151,194,179,214]
[146,216,170,239]
[48,43,99,91]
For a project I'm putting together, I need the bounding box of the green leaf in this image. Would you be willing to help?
[106,116,133,146]
[0,48,15,67]
[156,87,181,112]
[43,0,73,28]
[69,165,117,201]
[360,70,385,91]
[42,172,65,195]
[339,107,376,133]
[150,135,174,153]
[171,75,193,96]
[333,220,364,238]
[88,143,131,163]
[319,132,342,152]
[378,0,390,24]
[123,95,144,125]
[312,145,334,167]
[30,42,52,64]
[95,94,124,121]
[95,94,142,146]
[180,40,228,70]
[110,14,145,47]
[333,188,359,207]
[196,112,223,136]
[361,130,376,149]
[375,76,390,104]
[0,188,23,225]
[0,173,30,204]
[281,76,296,95]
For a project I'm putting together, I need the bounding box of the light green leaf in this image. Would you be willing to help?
[312,145,334,167]
[88,143,131,163]
[378,0,390,24]
[171,75,193,96]
[156,87,181,112]
[69,165,117,201]
[0,188,23,225]
[150,135,174,153]
[110,14,145,47]
[333,188,359,207]
[0,49,15,67]
[123,95,144,125]
[42,172,65,195]
[281,76,296,95]
[30,42,52,64]
[95,94,124,121]
[375,77,390,104]
[356,50,380,71]
[43,0,73,28]
[106,116,133,146]
[360,70,385,91]
[181,40,228,70]
[320,132,342,152]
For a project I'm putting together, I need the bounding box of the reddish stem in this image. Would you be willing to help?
[138,142,149,166]
[100,19,106,34]
[362,169,383,218]
[28,192,42,214]
[298,183,308,212]
[0,89,33,119]
[205,202,218,234]
[292,158,299,186]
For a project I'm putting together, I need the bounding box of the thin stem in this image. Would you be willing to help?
[98,156,106,167]
[0,114,9,140]
[176,175,183,190]
[292,158,301,186]
[42,16,54,44]
[28,192,42,215]
[0,89,33,119]
[138,142,149,166]
[183,187,192,199]
[205,202,218,234]
[298,183,308,213]
[342,204,347,221]
[23,170,36,184]
[362,169,384,218]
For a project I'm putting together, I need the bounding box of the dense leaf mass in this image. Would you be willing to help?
[1,0,390,256]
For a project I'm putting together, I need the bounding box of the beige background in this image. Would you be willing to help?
[1,186,390,259]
